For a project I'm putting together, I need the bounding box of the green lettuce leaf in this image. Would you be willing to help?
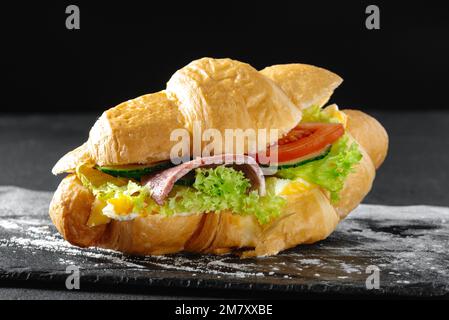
[277,135,362,201]
[161,166,286,224]
[301,105,343,124]
[94,181,156,215]
[80,165,286,225]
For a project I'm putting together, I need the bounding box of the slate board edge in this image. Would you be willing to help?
[1,269,447,298]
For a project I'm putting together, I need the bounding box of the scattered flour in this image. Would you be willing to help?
[1,186,449,284]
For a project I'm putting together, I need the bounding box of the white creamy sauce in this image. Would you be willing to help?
[102,203,140,221]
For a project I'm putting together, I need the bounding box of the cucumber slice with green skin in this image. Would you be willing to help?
[261,146,331,169]
[97,161,175,180]
[97,148,331,181]
[98,162,196,185]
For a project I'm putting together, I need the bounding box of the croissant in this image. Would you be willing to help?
[49,58,388,257]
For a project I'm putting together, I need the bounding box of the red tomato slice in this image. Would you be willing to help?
[267,123,344,164]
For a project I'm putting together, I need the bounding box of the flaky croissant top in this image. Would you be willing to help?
[49,58,388,257]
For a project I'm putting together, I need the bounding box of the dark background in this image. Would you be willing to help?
[2,1,449,113]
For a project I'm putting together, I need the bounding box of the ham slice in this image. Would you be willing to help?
[142,154,266,205]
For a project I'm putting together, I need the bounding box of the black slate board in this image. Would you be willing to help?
[0,186,448,298]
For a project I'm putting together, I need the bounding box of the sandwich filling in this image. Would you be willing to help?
[142,154,266,205]
[77,105,362,226]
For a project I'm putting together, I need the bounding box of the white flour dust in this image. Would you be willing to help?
[1,186,449,282]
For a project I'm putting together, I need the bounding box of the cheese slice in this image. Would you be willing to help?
[87,198,110,227]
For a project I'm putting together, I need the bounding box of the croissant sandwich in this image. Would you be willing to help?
[49,57,388,257]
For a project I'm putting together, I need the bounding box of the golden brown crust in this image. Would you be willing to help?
[249,188,340,257]
[204,212,261,254]
[184,213,220,252]
[88,91,186,166]
[166,58,302,141]
[52,143,94,175]
[97,214,203,255]
[260,64,343,110]
[344,109,389,169]
[49,174,106,247]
